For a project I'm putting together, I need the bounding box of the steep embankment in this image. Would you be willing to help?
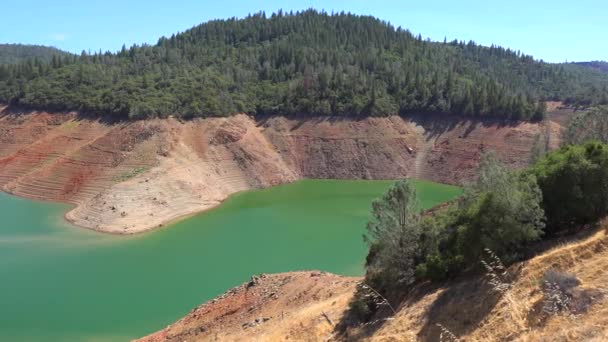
[138,271,360,342]
[0,105,563,233]
[137,222,608,342]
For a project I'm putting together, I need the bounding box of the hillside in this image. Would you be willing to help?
[1,10,607,120]
[573,61,608,74]
[137,221,608,342]
[0,44,70,64]
[0,105,563,234]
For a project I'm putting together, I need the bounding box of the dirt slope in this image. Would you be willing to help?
[138,272,360,342]
[0,105,565,233]
[136,222,608,342]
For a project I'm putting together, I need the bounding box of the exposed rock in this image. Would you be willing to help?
[0,105,567,234]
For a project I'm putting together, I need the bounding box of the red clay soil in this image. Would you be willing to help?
[0,104,567,233]
[136,271,360,342]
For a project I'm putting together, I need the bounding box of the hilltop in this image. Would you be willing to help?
[0,44,70,64]
[1,10,607,120]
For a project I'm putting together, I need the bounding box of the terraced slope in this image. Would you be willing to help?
[0,105,565,233]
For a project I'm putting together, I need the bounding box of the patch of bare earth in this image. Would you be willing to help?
[136,271,360,342]
[0,105,570,233]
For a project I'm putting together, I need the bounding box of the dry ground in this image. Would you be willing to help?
[0,105,567,233]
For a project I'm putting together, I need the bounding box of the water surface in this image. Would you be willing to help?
[0,179,461,341]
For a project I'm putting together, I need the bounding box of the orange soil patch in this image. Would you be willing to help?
[136,271,360,342]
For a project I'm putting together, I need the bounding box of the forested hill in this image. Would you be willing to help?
[0,44,71,64]
[1,10,607,120]
[573,61,608,74]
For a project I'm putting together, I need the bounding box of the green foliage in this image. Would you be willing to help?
[416,153,545,281]
[365,180,422,290]
[530,141,608,233]
[456,176,545,263]
[530,128,551,164]
[574,61,608,74]
[3,10,605,119]
[0,44,71,65]
[356,144,608,324]
[563,106,608,145]
[362,154,546,293]
[346,292,373,323]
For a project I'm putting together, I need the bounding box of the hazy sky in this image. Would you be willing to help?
[1,0,605,62]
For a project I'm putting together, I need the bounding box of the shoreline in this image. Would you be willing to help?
[64,186,251,235]
[2,177,462,236]
[0,109,550,236]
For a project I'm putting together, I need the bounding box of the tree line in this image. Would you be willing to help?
[0,44,71,65]
[1,10,607,120]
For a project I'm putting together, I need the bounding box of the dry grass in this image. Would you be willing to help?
[365,223,608,342]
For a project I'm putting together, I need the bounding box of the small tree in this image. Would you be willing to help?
[365,180,422,289]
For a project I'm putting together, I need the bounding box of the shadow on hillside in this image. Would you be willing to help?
[336,266,523,341]
[405,112,523,142]
[335,225,605,341]
[0,104,129,125]
[254,112,373,130]
[253,112,527,142]
[522,222,604,261]
[415,276,506,341]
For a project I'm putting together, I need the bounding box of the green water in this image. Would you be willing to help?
[0,179,461,341]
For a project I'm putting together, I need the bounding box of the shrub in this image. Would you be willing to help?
[530,141,608,234]
[414,153,546,281]
[540,269,604,316]
[347,290,374,323]
[541,269,580,315]
[457,153,545,264]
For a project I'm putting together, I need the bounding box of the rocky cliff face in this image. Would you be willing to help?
[0,105,563,233]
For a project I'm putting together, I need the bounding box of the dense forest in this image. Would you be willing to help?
[0,44,71,65]
[1,10,607,120]
[573,61,608,74]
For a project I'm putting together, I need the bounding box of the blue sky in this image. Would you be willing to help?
[0,0,605,63]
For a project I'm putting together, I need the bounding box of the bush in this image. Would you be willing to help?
[457,153,545,264]
[530,141,608,234]
[457,173,545,263]
[541,269,580,315]
[413,153,545,281]
[347,290,374,323]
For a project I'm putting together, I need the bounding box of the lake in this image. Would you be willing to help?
[0,179,461,341]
